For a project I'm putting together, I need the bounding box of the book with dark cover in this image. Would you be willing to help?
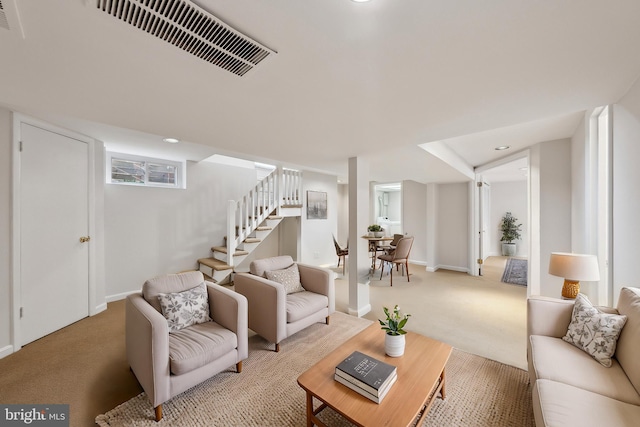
[335,351,397,396]
[334,371,397,404]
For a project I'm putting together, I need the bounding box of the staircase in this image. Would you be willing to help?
[198,167,303,284]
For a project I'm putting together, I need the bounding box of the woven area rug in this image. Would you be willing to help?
[501,258,528,286]
[96,312,534,427]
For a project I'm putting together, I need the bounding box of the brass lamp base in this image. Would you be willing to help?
[561,279,580,299]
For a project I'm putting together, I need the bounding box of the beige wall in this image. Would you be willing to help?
[402,180,427,264]
[613,77,640,303]
[531,139,572,297]
[435,182,469,271]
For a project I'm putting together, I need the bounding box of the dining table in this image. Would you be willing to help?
[361,235,393,271]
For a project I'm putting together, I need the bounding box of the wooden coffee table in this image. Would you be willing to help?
[297,323,452,427]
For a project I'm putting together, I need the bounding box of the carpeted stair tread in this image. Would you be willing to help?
[211,246,249,256]
[243,238,261,244]
[267,215,283,219]
[198,258,233,270]
[255,226,272,231]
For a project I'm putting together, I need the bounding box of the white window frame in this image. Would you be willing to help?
[106,152,186,189]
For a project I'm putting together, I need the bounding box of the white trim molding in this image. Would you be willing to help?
[427,264,470,273]
[0,345,14,360]
[348,303,372,318]
[106,290,139,303]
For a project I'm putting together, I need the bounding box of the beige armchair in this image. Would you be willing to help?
[126,271,248,421]
[234,256,335,352]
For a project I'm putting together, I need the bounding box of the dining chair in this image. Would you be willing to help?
[377,236,414,286]
[379,233,404,256]
[332,235,349,275]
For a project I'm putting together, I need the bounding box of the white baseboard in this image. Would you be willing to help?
[426,264,469,273]
[106,290,139,303]
[408,259,427,267]
[94,302,108,314]
[0,344,14,359]
[348,304,371,318]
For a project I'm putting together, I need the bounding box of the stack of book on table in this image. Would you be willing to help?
[334,350,397,404]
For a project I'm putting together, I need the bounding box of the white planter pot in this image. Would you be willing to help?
[502,243,516,256]
[374,231,384,238]
[384,333,405,357]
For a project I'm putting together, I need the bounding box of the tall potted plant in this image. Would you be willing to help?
[500,212,522,256]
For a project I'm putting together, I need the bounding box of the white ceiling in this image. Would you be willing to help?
[1,0,639,184]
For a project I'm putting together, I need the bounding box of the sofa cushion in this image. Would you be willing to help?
[286,291,328,323]
[562,293,627,367]
[529,335,640,405]
[616,287,640,395]
[250,256,295,278]
[143,271,205,313]
[265,263,305,294]
[533,379,640,427]
[158,282,212,332]
[168,321,237,375]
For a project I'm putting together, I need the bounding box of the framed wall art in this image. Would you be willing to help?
[307,190,327,219]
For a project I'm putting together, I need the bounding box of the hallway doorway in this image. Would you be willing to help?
[474,156,530,292]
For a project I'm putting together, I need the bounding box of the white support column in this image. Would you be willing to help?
[347,157,371,317]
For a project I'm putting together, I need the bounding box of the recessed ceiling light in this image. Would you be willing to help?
[494,145,510,151]
[163,137,180,144]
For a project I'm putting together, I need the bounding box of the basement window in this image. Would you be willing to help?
[106,152,185,189]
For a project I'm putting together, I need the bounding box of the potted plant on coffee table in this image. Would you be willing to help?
[378,305,411,357]
[500,212,522,256]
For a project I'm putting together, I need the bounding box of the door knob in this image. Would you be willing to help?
[79,236,91,243]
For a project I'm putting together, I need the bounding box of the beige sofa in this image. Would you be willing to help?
[234,255,335,352]
[527,287,640,426]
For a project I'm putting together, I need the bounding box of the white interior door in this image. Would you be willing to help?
[477,180,490,275]
[20,123,89,345]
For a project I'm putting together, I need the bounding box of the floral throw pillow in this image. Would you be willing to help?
[265,263,305,294]
[562,293,627,367]
[158,282,211,333]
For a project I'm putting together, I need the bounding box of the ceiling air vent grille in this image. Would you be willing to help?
[96,0,275,76]
[0,0,10,31]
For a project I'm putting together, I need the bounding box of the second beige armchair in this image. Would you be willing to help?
[234,256,335,352]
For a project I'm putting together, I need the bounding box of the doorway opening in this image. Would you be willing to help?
[372,182,402,236]
[474,156,530,288]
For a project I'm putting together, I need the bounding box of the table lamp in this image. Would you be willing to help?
[548,252,600,299]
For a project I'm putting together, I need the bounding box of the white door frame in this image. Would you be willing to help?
[471,149,534,295]
[11,113,97,352]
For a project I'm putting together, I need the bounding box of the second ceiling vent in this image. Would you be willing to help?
[96,0,276,77]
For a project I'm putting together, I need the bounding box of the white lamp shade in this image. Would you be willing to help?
[548,252,600,281]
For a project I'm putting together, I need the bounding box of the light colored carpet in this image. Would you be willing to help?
[96,312,534,426]
[333,257,529,370]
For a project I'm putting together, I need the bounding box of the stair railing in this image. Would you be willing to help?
[279,167,303,209]
[227,168,279,267]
